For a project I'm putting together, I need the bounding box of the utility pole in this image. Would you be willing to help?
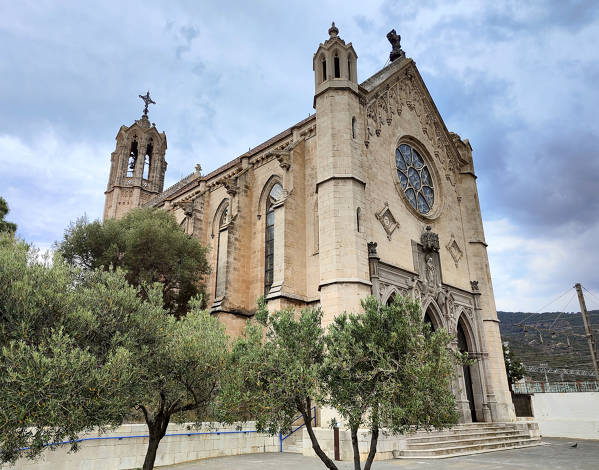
[574,283,599,382]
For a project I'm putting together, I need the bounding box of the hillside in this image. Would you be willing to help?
[498,310,599,381]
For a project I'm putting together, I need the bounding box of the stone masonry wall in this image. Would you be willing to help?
[1,422,278,470]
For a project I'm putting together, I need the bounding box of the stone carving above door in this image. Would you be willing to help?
[421,225,439,253]
[375,202,399,240]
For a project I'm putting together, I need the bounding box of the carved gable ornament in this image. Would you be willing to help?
[364,63,461,185]
[376,202,399,240]
[446,233,463,267]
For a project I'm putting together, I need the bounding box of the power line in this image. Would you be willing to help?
[548,292,577,331]
[518,287,573,326]
[581,285,599,310]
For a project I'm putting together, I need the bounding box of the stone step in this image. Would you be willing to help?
[407,433,533,449]
[283,444,303,454]
[395,437,542,459]
[431,423,517,431]
[407,429,524,444]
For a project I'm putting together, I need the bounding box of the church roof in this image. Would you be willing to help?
[145,113,315,207]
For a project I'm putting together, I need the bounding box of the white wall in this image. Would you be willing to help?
[532,392,599,440]
[0,422,279,470]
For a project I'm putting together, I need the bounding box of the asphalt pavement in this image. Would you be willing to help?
[165,438,599,470]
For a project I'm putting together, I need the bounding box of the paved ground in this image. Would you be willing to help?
[165,438,599,469]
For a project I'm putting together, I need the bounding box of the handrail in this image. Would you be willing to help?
[19,429,257,451]
[279,406,317,452]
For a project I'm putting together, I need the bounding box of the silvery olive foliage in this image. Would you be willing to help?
[224,295,461,470]
[0,236,229,470]
[323,296,460,470]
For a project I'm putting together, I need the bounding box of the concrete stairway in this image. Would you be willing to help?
[394,422,541,459]
[281,430,304,453]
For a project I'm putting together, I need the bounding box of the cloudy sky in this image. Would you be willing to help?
[1,0,598,312]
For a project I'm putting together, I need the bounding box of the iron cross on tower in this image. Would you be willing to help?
[138,91,156,116]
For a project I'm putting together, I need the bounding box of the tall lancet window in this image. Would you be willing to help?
[143,142,153,180]
[127,140,138,177]
[264,183,283,295]
[215,203,229,299]
[334,53,340,78]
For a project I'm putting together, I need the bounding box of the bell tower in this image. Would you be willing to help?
[103,92,167,221]
[313,23,370,324]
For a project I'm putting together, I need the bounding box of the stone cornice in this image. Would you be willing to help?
[318,278,372,291]
[315,174,366,193]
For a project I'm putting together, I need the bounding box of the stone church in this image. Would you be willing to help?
[103,24,515,423]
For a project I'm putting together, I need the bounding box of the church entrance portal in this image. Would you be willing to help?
[457,319,477,422]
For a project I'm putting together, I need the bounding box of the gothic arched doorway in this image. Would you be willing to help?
[457,318,477,422]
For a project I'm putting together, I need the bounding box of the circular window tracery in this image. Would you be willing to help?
[395,143,434,215]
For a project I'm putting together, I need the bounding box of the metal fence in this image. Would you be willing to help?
[513,381,599,394]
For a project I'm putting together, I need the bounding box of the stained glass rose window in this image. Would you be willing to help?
[395,143,434,215]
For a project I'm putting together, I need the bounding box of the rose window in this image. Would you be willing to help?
[395,143,434,214]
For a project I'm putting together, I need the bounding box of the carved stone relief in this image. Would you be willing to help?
[364,63,461,185]
[421,225,440,253]
[375,202,399,240]
[446,234,463,267]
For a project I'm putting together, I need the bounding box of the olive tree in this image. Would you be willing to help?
[0,237,229,470]
[224,296,460,470]
[222,298,338,469]
[322,296,460,470]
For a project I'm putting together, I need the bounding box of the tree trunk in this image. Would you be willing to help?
[142,412,170,470]
[299,398,338,470]
[363,424,379,470]
[142,433,161,470]
[350,425,361,470]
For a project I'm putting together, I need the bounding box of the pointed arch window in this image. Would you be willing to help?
[143,142,153,180]
[127,140,138,177]
[264,183,283,295]
[321,56,327,83]
[334,53,340,78]
[215,202,230,298]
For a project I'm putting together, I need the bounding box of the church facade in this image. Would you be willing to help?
[103,24,515,423]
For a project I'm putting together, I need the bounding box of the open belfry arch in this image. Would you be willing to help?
[103,92,167,220]
[103,24,515,423]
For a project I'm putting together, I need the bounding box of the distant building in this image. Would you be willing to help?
[103,24,515,423]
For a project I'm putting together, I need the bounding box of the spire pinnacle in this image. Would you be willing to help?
[328,21,339,39]
[138,91,156,117]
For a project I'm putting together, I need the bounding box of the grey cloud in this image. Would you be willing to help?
[2,0,599,309]
[175,25,199,59]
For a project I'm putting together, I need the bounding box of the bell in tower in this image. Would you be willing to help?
[103,92,168,221]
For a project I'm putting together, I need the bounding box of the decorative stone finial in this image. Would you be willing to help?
[138,90,156,117]
[386,29,405,62]
[367,241,378,257]
[421,225,440,253]
[195,163,202,175]
[328,22,339,39]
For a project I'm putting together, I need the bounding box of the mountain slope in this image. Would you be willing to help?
[497,310,599,381]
